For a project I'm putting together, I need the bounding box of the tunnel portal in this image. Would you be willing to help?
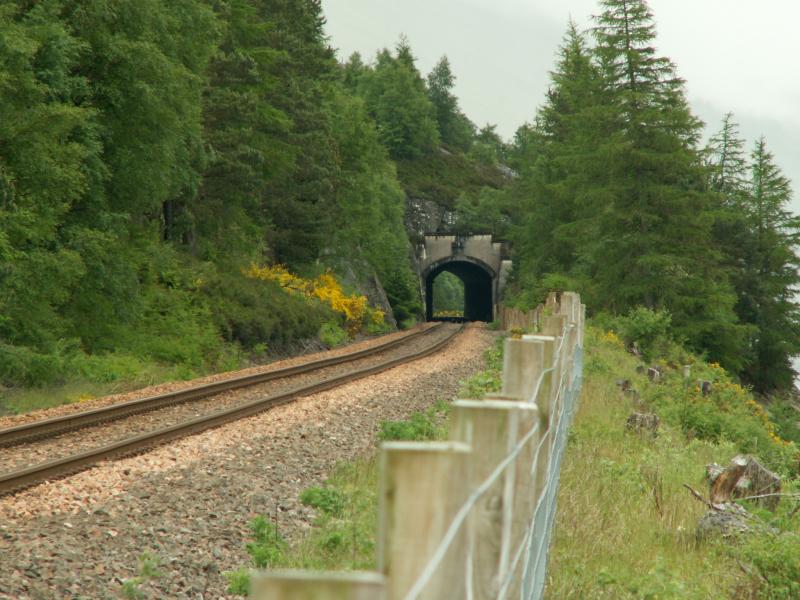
[425,261,493,321]
[418,234,512,323]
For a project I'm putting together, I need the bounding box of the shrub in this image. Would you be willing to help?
[246,516,286,568]
[299,486,347,517]
[204,269,327,350]
[320,321,349,348]
[740,533,800,599]
[599,306,675,361]
[379,411,440,441]
[0,343,67,387]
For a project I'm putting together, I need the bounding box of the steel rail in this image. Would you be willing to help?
[0,324,443,448]
[0,324,463,496]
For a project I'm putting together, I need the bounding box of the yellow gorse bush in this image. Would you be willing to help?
[602,330,624,349]
[243,264,384,333]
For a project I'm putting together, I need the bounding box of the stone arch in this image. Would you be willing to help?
[424,258,495,322]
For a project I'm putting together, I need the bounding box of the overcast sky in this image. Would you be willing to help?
[322,0,800,212]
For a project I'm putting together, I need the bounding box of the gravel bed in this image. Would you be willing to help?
[0,324,436,431]
[0,323,496,600]
[0,325,457,473]
[0,325,456,473]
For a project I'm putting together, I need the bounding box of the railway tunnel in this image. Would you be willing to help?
[418,234,512,322]
[425,260,494,321]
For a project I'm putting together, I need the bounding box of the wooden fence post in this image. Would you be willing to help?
[251,571,385,600]
[500,337,545,403]
[378,441,472,600]
[450,400,539,599]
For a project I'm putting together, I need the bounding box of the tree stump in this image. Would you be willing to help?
[626,412,659,437]
[706,455,782,511]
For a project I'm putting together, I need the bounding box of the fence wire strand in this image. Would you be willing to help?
[404,322,583,600]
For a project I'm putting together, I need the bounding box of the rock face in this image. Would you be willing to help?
[334,259,398,327]
[405,197,455,238]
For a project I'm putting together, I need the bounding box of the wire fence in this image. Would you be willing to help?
[253,292,585,600]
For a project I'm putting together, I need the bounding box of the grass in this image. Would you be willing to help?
[0,361,200,416]
[545,327,800,599]
[0,353,234,415]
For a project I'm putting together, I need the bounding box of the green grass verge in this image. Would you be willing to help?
[546,326,800,599]
[0,351,242,416]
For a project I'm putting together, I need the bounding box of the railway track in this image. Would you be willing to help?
[0,323,462,496]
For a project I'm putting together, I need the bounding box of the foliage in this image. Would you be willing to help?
[1,0,429,403]
[286,459,379,571]
[431,271,464,315]
[459,336,504,398]
[505,1,799,391]
[119,552,162,600]
[245,516,287,568]
[593,323,798,475]
[243,265,382,336]
[597,306,675,362]
[359,38,440,160]
[299,486,347,517]
[395,148,506,210]
[426,55,475,151]
[319,322,348,349]
[224,568,251,597]
[548,326,800,598]
[739,533,800,599]
[224,515,287,596]
[378,406,446,442]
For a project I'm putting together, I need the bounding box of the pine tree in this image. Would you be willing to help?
[196,0,293,262]
[739,139,800,390]
[707,113,749,203]
[511,21,604,283]
[427,56,475,151]
[587,0,746,367]
[254,0,341,266]
[361,39,440,159]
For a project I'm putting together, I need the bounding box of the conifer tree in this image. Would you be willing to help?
[427,56,475,151]
[512,21,604,283]
[361,39,440,159]
[588,0,746,367]
[707,113,749,203]
[738,139,800,390]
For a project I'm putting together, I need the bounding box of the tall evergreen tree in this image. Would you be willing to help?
[588,0,746,367]
[707,112,749,202]
[361,39,440,159]
[254,0,340,266]
[427,56,475,151]
[512,22,604,282]
[738,139,800,391]
[196,0,293,262]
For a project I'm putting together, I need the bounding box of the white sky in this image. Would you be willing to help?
[322,0,800,211]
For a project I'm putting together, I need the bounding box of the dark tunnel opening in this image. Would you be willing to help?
[425,260,494,322]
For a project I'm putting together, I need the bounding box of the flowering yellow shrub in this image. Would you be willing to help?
[243,264,383,333]
[602,330,624,349]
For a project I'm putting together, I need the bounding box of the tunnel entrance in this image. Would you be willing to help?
[425,260,494,322]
